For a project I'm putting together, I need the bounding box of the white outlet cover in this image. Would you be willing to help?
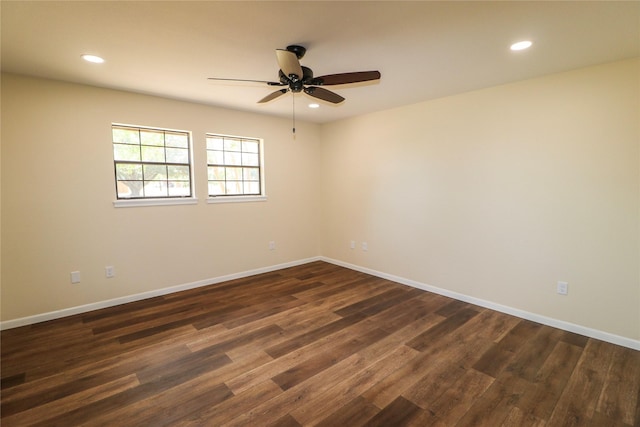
[557,281,568,295]
[105,266,115,278]
[70,271,81,284]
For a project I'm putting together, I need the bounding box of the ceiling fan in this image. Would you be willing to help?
[208,44,381,111]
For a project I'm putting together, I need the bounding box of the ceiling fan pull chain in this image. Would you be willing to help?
[292,93,296,135]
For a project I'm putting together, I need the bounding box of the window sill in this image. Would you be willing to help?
[207,195,268,204]
[113,198,198,208]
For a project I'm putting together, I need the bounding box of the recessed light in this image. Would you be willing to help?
[308,103,320,109]
[510,41,533,51]
[81,54,105,64]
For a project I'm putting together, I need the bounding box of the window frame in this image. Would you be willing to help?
[111,123,197,207]
[205,133,267,204]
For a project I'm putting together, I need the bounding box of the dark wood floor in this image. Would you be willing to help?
[2,261,639,426]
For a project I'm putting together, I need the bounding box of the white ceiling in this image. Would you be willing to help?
[2,1,639,124]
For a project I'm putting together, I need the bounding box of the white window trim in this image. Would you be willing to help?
[207,195,267,204]
[205,133,266,199]
[112,123,196,203]
[114,198,199,208]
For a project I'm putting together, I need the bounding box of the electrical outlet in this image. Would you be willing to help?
[70,271,81,284]
[105,266,115,278]
[269,241,276,250]
[362,242,368,251]
[557,281,568,295]
[350,240,355,249]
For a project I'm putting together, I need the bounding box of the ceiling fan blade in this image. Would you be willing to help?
[208,77,284,86]
[276,49,303,81]
[312,71,381,86]
[303,86,345,104]
[258,89,288,103]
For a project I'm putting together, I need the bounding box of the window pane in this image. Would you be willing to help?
[224,138,242,152]
[244,181,260,194]
[168,165,189,180]
[225,167,242,180]
[225,151,242,166]
[113,124,192,200]
[117,181,133,198]
[114,144,141,161]
[206,136,224,150]
[209,181,225,196]
[243,167,259,181]
[140,130,164,146]
[168,181,190,196]
[141,146,165,162]
[165,132,189,148]
[118,180,144,198]
[143,164,167,180]
[208,166,225,180]
[242,153,259,166]
[116,163,142,180]
[112,128,139,144]
[166,147,189,164]
[225,181,243,195]
[206,133,262,198]
[242,140,259,153]
[207,150,224,165]
[144,181,168,197]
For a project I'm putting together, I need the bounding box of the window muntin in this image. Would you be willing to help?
[206,134,262,197]
[113,124,193,199]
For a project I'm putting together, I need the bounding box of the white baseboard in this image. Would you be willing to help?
[0,256,322,331]
[320,257,640,351]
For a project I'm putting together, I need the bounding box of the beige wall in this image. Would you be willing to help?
[1,74,321,321]
[320,59,640,340]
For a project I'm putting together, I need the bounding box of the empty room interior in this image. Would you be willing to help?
[1,1,639,426]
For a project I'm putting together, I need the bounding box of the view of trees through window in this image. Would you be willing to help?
[112,125,192,199]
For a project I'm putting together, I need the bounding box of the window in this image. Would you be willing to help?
[206,134,263,198]
[112,124,193,201]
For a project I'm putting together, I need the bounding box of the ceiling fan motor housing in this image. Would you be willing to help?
[286,45,306,59]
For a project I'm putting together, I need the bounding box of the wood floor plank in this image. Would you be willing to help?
[595,345,640,425]
[472,319,542,378]
[1,261,637,426]
[1,374,140,427]
[289,312,441,425]
[401,336,494,410]
[0,373,25,390]
[174,380,283,426]
[225,353,368,427]
[516,341,583,421]
[406,307,480,351]
[271,327,389,391]
[455,372,532,426]
[225,317,387,395]
[292,345,420,425]
[314,395,380,427]
[265,312,367,358]
[546,339,615,426]
[503,326,566,382]
[424,368,495,426]
[88,377,233,427]
[364,396,425,426]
